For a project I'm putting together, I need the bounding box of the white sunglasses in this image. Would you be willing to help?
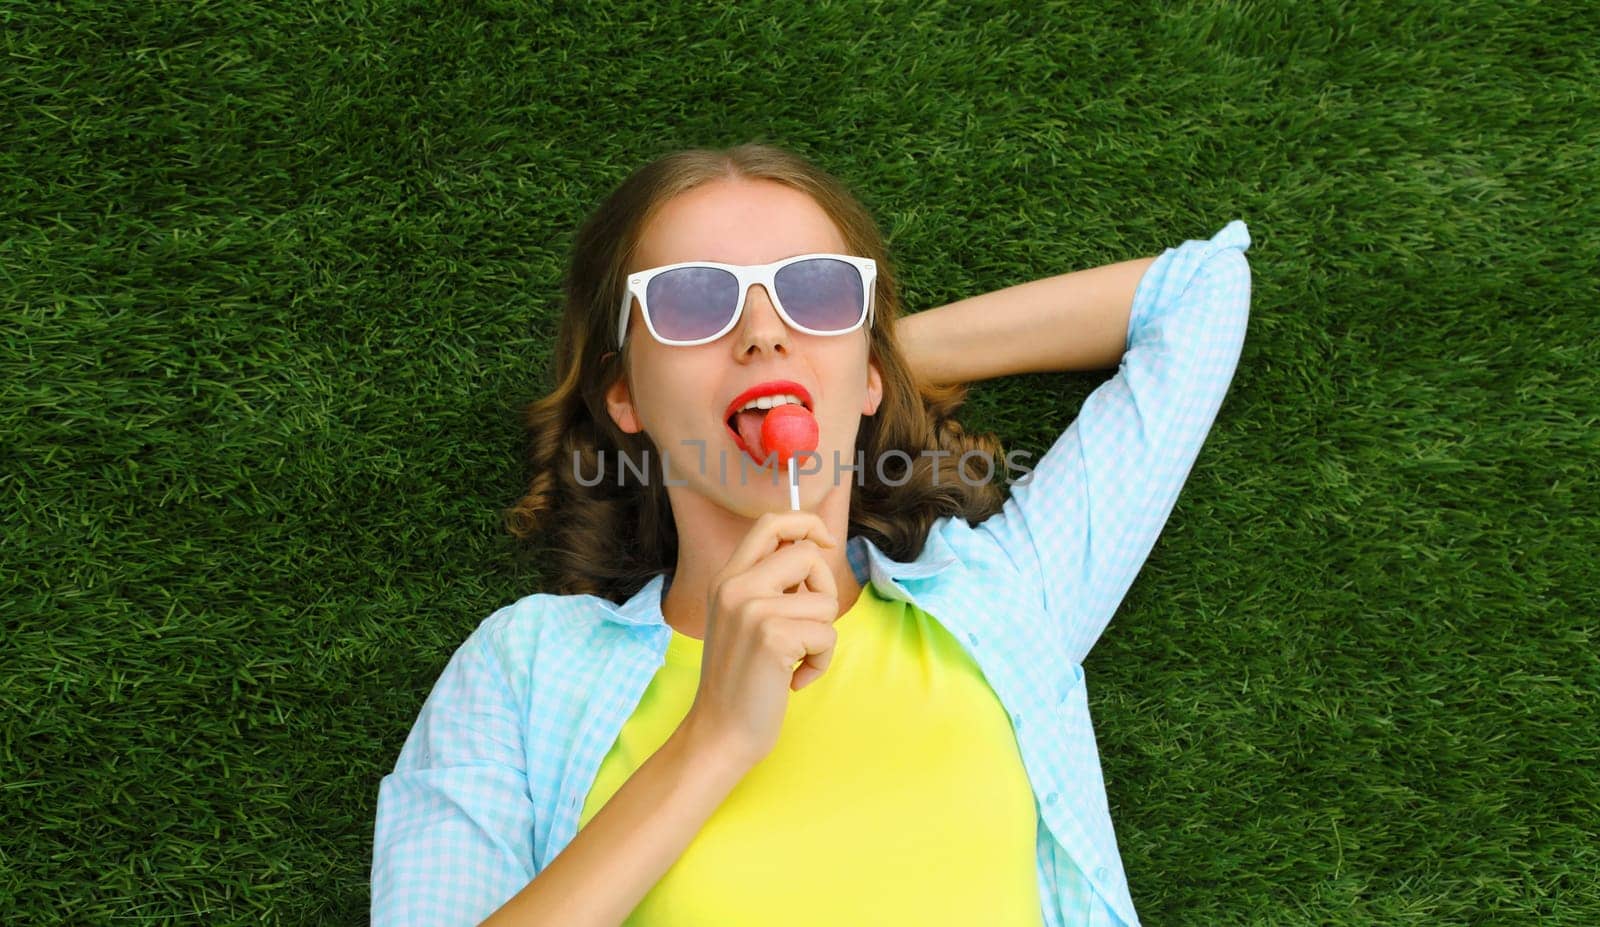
[617,252,877,348]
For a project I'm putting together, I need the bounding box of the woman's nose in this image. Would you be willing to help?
[734,284,790,355]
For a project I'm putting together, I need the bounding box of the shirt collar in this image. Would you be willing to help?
[596,529,960,628]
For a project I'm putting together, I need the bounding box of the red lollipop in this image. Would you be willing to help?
[760,403,819,465]
[761,404,818,511]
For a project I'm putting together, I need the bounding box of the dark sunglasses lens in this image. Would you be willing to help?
[646,267,739,342]
[775,259,865,332]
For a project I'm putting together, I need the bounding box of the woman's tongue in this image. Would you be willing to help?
[733,408,768,459]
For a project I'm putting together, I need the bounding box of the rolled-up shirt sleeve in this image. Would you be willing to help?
[372,617,536,926]
[973,220,1253,665]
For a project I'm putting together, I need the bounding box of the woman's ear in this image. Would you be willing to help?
[863,359,883,416]
[606,373,643,434]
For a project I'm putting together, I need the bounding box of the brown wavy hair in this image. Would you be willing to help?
[503,143,1008,603]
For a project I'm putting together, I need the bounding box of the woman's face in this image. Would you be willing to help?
[606,177,883,517]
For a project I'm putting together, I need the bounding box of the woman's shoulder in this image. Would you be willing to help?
[457,592,636,685]
[471,590,626,652]
[441,590,634,707]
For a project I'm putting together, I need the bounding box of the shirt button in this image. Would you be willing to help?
[966,632,979,647]
[1045,792,1058,806]
[1011,712,1023,730]
[1094,865,1109,881]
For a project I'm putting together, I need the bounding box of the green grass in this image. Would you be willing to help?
[4,0,1596,923]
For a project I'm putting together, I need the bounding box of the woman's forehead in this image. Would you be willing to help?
[634,181,847,270]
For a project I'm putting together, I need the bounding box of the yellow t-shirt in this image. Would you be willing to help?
[578,581,1047,925]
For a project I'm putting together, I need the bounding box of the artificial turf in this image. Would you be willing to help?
[4,1,1596,923]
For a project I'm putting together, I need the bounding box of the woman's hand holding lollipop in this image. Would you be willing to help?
[686,510,839,771]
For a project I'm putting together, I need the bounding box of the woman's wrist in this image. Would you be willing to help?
[672,710,761,785]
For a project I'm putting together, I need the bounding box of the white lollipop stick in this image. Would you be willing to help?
[787,457,799,511]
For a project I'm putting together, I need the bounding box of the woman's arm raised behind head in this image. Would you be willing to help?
[965,221,1254,665]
